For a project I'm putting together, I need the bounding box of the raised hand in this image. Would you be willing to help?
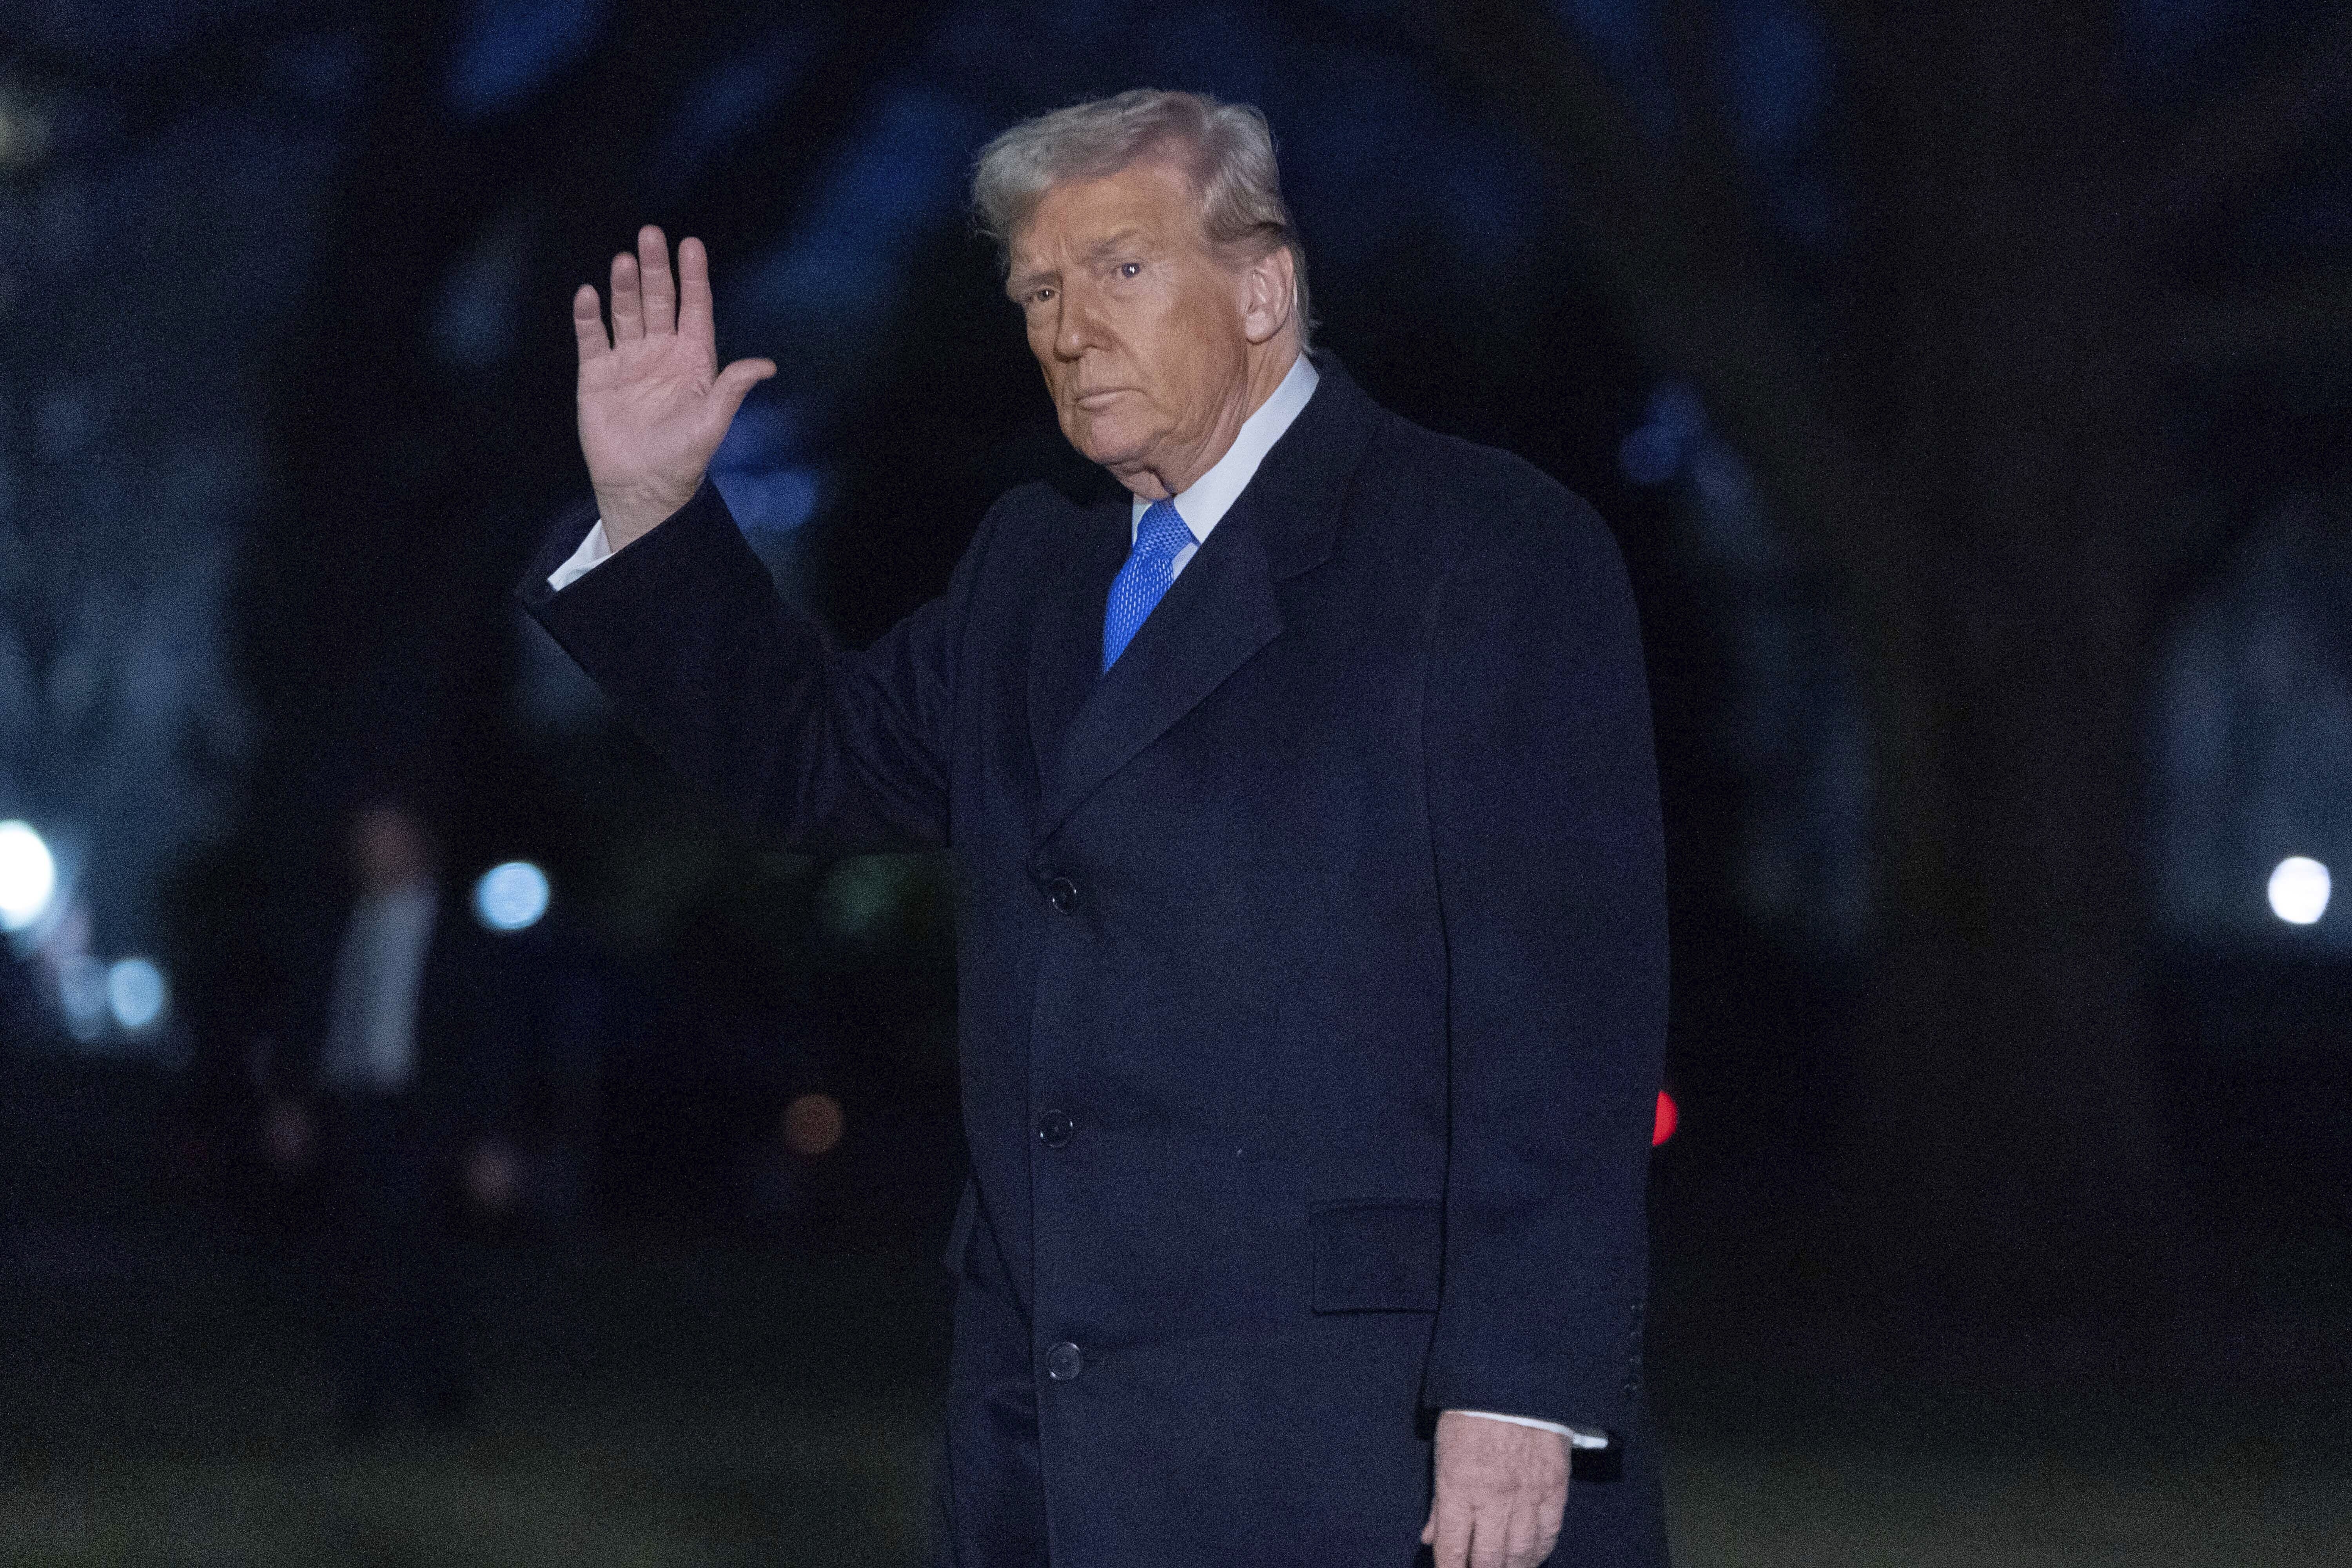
[574,225,776,548]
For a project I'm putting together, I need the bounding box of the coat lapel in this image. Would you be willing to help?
[1036,514,1284,843]
[1026,483,1130,808]
[1025,354,1388,846]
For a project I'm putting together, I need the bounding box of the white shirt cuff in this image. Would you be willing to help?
[546,519,614,592]
[1452,1410,1611,1450]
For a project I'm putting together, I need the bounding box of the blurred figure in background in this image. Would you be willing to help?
[261,797,528,1439]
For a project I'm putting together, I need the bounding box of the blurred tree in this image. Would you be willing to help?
[0,6,352,976]
[1425,0,2352,1309]
[2156,488,2352,954]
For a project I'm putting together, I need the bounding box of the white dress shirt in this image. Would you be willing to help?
[319,880,439,1094]
[1122,351,1319,568]
[549,351,1604,1450]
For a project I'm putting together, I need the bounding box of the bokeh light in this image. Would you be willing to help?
[1653,1089,1679,1147]
[782,1093,846,1158]
[0,820,57,932]
[472,860,550,932]
[2267,856,2331,926]
[106,957,169,1031]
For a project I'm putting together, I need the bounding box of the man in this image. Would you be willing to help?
[522,91,1666,1566]
[265,799,526,1436]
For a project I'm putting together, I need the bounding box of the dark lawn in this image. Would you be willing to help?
[4,1216,2348,1566]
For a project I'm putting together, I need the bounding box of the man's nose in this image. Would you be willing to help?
[1054,287,1101,361]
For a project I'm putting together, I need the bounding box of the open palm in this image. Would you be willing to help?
[573,225,775,548]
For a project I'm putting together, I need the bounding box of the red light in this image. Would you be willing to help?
[783,1093,846,1158]
[1651,1089,1678,1148]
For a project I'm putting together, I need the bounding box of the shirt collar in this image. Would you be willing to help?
[1131,353,1321,543]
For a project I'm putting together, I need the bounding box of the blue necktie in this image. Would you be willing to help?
[1101,499,1195,672]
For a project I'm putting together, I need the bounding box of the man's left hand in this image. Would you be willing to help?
[1421,1410,1569,1568]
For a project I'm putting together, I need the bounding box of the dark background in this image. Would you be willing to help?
[3,1,2349,1562]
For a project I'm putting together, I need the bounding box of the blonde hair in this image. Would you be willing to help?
[971,89,1314,348]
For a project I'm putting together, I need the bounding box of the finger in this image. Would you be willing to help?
[1421,1501,1437,1547]
[1535,1476,1567,1563]
[1495,1504,1535,1568]
[677,235,716,347]
[573,283,610,365]
[637,224,676,335]
[610,250,644,342]
[1475,1512,1520,1568]
[712,357,778,420]
[1432,1494,1473,1568]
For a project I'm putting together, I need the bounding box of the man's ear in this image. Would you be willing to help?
[1239,246,1297,346]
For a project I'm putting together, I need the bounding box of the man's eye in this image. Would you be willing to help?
[1031,287,1055,305]
[1118,262,1142,279]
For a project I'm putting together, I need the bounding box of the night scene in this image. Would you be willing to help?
[1,1,2348,1564]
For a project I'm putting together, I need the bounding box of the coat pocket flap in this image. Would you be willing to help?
[1309,1201,1442,1312]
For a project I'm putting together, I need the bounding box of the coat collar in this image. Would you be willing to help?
[1223,350,1384,584]
[1024,353,1385,846]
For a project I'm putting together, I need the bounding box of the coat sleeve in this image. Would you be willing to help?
[1417,473,1667,1444]
[516,481,996,854]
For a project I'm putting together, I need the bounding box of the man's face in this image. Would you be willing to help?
[1006,157,1258,494]
[350,806,433,893]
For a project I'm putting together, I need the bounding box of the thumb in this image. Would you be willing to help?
[1421,1503,1437,1545]
[712,357,778,420]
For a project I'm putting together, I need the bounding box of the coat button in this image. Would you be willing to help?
[1045,1341,1085,1381]
[1046,877,1079,913]
[1037,1109,1076,1148]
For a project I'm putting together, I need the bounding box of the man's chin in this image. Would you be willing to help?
[1061,414,1155,476]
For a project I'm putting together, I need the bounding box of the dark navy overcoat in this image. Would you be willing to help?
[522,357,1670,1566]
